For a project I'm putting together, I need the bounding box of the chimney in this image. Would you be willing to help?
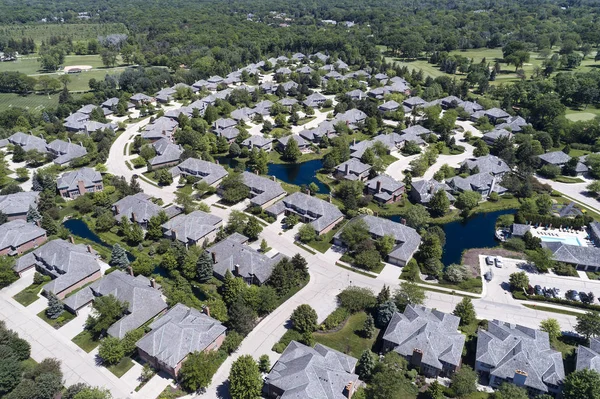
[307,189,311,196]
[272,175,276,182]
[513,370,528,387]
[328,193,332,203]
[68,138,71,143]
[234,264,240,276]
[150,278,156,289]
[128,266,134,276]
[255,170,259,175]
[131,212,136,222]
[69,235,75,244]
[353,138,356,145]
[345,163,349,175]
[344,381,354,399]
[202,305,211,318]
[376,180,382,193]
[401,218,407,225]
[79,141,83,147]
[211,252,216,263]
[411,348,423,367]
[215,159,219,165]
[86,245,93,253]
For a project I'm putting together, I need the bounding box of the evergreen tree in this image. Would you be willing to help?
[356,350,377,381]
[376,300,397,327]
[196,252,214,283]
[40,212,58,235]
[453,297,476,326]
[362,314,375,338]
[243,216,263,240]
[376,285,391,305]
[110,244,130,268]
[45,293,64,319]
[26,205,42,224]
[283,138,302,162]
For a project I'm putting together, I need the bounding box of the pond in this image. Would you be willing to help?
[387,208,517,266]
[62,219,135,261]
[214,156,330,194]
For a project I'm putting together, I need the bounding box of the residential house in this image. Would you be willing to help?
[333,109,367,130]
[346,89,367,101]
[382,306,465,377]
[164,107,193,120]
[142,117,179,142]
[365,175,405,204]
[136,303,227,379]
[218,127,241,143]
[162,210,222,247]
[410,179,455,204]
[335,215,421,266]
[278,97,298,111]
[538,151,572,168]
[589,222,600,246]
[263,341,359,399]
[297,65,314,75]
[253,100,273,116]
[0,219,47,257]
[460,101,484,115]
[447,173,507,199]
[551,202,583,218]
[313,52,329,63]
[209,233,285,285]
[0,191,40,221]
[276,67,292,75]
[482,129,513,146]
[64,112,91,132]
[207,75,224,85]
[241,136,273,151]
[266,192,344,235]
[374,73,389,82]
[57,167,103,199]
[277,135,311,153]
[576,338,600,374]
[155,87,176,103]
[299,120,336,143]
[460,155,511,177]
[130,93,155,106]
[47,139,88,165]
[148,139,183,170]
[542,241,600,272]
[82,121,117,135]
[231,107,256,122]
[242,172,287,209]
[303,92,327,108]
[379,100,400,113]
[14,239,101,299]
[475,320,564,396]
[440,96,464,109]
[334,158,371,182]
[403,97,427,111]
[349,133,403,159]
[63,270,167,338]
[213,118,238,132]
[113,193,177,227]
[510,224,532,238]
[169,158,228,186]
[280,81,298,93]
[496,116,528,133]
[3,132,48,153]
[481,108,510,124]
[260,82,279,95]
[292,52,306,61]
[101,97,134,113]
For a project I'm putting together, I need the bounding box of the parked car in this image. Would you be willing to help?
[534,285,543,295]
[553,288,561,297]
[580,292,589,303]
[495,257,503,268]
[485,256,494,266]
[484,271,493,282]
[566,290,580,301]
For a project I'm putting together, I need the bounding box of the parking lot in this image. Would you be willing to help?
[481,255,600,304]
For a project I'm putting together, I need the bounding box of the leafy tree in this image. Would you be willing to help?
[220,173,250,204]
[98,337,124,366]
[376,285,391,305]
[337,287,376,313]
[376,235,396,257]
[453,297,476,326]
[131,253,154,276]
[290,304,318,334]
[492,383,529,399]
[221,331,243,354]
[258,354,271,374]
[355,249,382,271]
[376,300,398,327]
[509,271,529,291]
[85,295,128,336]
[444,263,469,283]
[145,212,168,240]
[257,286,279,315]
[563,369,600,399]
[356,350,377,381]
[228,298,256,335]
[526,248,554,273]
[127,223,145,244]
[540,318,562,340]
[426,381,444,399]
[394,281,425,311]
[428,189,450,216]
[576,312,600,340]
[403,204,430,229]
[340,219,371,252]
[179,351,221,392]
[72,388,112,399]
[260,239,269,253]
[196,252,214,283]
[110,244,129,268]
[229,355,262,399]
[5,379,37,399]
[0,257,18,288]
[0,357,22,395]
[362,314,375,338]
[223,270,247,305]
[451,365,477,397]
[121,329,144,356]
[283,213,299,228]
[45,293,64,319]
[455,191,480,215]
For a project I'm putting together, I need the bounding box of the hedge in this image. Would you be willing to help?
[320,307,350,331]
[514,293,600,311]
[516,212,592,229]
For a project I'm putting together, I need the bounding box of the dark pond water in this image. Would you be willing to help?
[386,208,517,266]
[215,156,330,194]
[62,219,135,261]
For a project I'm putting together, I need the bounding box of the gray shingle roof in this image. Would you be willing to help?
[57,168,102,191]
[476,320,565,393]
[242,171,286,206]
[241,135,273,149]
[447,172,506,194]
[265,341,358,399]
[335,158,371,177]
[47,140,88,165]
[482,129,513,143]
[149,143,183,166]
[113,193,165,223]
[7,132,48,152]
[278,135,309,148]
[484,108,510,120]
[411,179,455,204]
[538,151,572,165]
[510,224,531,238]
[542,241,600,269]
[379,100,400,112]
[161,210,222,244]
[403,97,426,107]
[135,303,226,369]
[209,233,284,284]
[304,92,327,107]
[461,155,510,176]
[0,220,46,253]
[576,338,600,373]
[0,191,39,217]
[280,192,344,233]
[169,158,228,185]
[142,117,179,140]
[365,175,405,200]
[131,93,154,102]
[383,306,465,369]
[401,125,431,136]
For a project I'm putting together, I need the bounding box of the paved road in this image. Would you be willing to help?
[422,130,476,180]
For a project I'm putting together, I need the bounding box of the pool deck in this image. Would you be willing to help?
[529,226,591,247]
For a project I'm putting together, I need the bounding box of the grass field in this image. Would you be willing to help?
[0,23,128,44]
[12,281,45,306]
[313,311,380,358]
[566,106,600,122]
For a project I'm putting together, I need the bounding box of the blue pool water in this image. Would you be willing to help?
[539,236,582,246]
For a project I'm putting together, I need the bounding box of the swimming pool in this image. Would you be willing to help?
[539,236,583,246]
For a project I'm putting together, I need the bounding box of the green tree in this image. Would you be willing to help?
[426,381,444,399]
[127,223,145,244]
[223,270,247,306]
[376,235,396,257]
[196,252,214,283]
[356,350,377,381]
[258,354,271,374]
[362,314,375,338]
[428,189,450,216]
[110,244,129,268]
[453,297,476,326]
[376,300,398,328]
[526,248,554,273]
[509,271,529,291]
[259,239,269,253]
[229,355,262,399]
[85,295,128,336]
[145,212,168,241]
[243,216,263,241]
[492,383,529,399]
[228,298,257,335]
[155,169,174,185]
[563,369,600,399]
[72,387,112,399]
[45,293,64,319]
[340,219,371,252]
[355,249,382,271]
[98,337,124,366]
[0,257,18,288]
[455,191,480,215]
[26,205,42,224]
[394,281,425,311]
[179,351,221,392]
[576,312,600,340]
[337,287,376,313]
[540,318,562,340]
[403,204,430,229]
[283,213,299,228]
[290,304,318,334]
[283,138,302,162]
[451,365,477,397]
[131,253,154,276]
[220,173,250,204]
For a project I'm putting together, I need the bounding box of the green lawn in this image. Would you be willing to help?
[553,176,585,184]
[521,304,582,317]
[72,330,100,353]
[12,282,45,306]
[107,357,135,378]
[37,309,76,329]
[0,23,128,45]
[551,335,583,374]
[304,221,346,254]
[158,386,187,399]
[313,312,380,358]
[0,92,84,112]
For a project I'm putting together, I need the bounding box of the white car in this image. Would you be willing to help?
[485,256,494,266]
[495,257,503,268]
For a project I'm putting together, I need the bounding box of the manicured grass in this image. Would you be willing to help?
[37,309,76,329]
[565,106,600,122]
[107,357,135,378]
[267,148,330,164]
[0,92,84,112]
[0,23,128,45]
[335,262,376,278]
[551,335,584,374]
[303,221,346,254]
[294,241,317,254]
[313,312,380,358]
[12,282,45,306]
[158,386,187,399]
[553,176,585,184]
[521,304,582,317]
[72,330,100,353]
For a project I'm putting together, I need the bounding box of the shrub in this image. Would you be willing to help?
[553,262,578,277]
[320,307,350,331]
[337,287,376,313]
[130,157,146,168]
